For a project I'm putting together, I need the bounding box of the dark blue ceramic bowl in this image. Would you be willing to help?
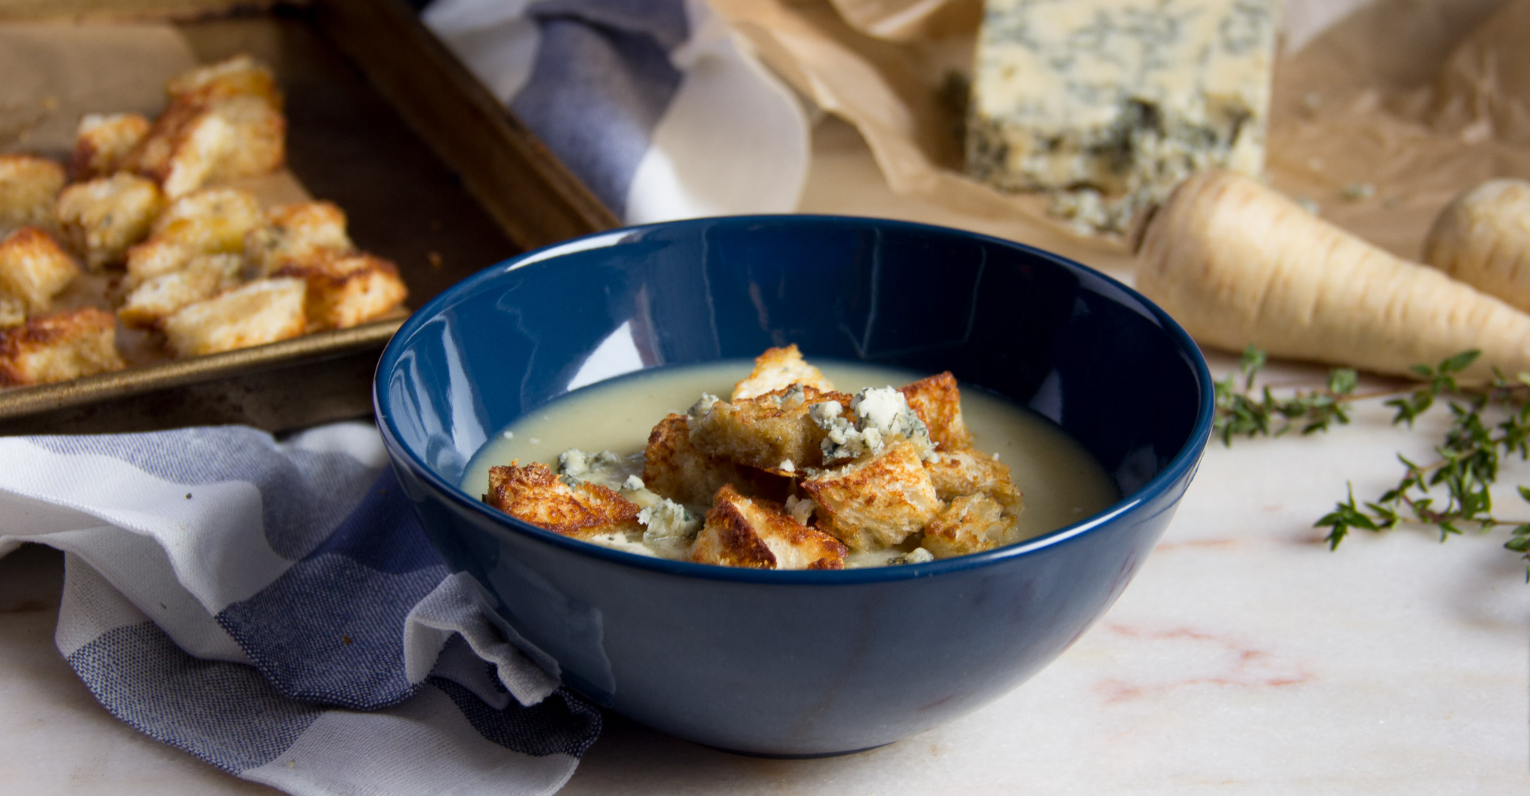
[374,215,1213,756]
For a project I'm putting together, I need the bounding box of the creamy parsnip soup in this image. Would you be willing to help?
[464,349,1117,569]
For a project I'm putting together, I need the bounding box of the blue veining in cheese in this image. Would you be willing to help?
[966,0,1280,234]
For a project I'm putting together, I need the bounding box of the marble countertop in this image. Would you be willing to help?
[3,116,1528,795]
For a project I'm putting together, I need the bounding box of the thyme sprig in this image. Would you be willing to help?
[1212,346,1530,579]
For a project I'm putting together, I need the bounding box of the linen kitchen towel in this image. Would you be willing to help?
[421,0,811,224]
[0,423,600,795]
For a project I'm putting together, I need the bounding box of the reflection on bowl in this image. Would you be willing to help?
[374,215,1213,756]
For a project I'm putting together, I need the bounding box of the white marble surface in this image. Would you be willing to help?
[3,110,1529,799]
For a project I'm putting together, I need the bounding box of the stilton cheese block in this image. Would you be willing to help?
[966,0,1280,235]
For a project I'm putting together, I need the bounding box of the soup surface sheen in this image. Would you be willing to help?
[463,359,1120,564]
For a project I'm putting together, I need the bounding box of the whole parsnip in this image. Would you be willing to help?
[1136,170,1530,383]
[1423,178,1530,312]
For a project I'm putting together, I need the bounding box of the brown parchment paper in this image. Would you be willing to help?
[715,0,1530,272]
[0,23,311,366]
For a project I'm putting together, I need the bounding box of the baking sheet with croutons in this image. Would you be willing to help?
[0,1,608,434]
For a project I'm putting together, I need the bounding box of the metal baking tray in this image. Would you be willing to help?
[0,0,619,435]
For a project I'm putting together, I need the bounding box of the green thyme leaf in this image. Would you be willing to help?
[1219,347,1530,579]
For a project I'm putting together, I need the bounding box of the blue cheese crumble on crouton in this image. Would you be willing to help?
[811,386,936,463]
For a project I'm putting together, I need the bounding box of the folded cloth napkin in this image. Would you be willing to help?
[421,0,811,224]
[0,423,600,795]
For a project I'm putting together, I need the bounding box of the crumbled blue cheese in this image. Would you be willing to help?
[688,393,720,420]
[638,497,703,559]
[754,382,808,410]
[582,533,659,558]
[810,399,881,461]
[785,494,815,525]
[812,387,935,462]
[1341,182,1375,202]
[854,387,932,452]
[557,448,643,491]
[886,547,935,566]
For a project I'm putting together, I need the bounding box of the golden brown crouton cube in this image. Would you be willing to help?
[688,385,853,473]
[117,253,241,329]
[71,113,151,180]
[125,95,285,198]
[202,94,286,182]
[244,201,353,276]
[0,295,26,329]
[799,441,942,552]
[275,252,408,331]
[484,462,642,539]
[732,344,834,400]
[161,277,306,356]
[56,173,166,269]
[642,413,783,511]
[0,226,80,311]
[0,307,124,387]
[924,448,1022,507]
[900,371,972,451]
[0,155,66,233]
[920,493,1022,559]
[690,484,847,570]
[123,101,230,199]
[149,186,265,250]
[165,54,283,108]
[124,186,264,288]
[124,240,198,289]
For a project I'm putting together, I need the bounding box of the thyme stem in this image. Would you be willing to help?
[1214,346,1530,580]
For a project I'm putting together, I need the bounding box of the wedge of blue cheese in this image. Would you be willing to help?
[966,0,1280,235]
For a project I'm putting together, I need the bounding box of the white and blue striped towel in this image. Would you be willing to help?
[422,0,811,224]
[0,424,600,795]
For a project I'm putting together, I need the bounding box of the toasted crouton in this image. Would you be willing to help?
[124,240,198,289]
[0,227,80,311]
[0,307,123,387]
[0,155,66,233]
[732,344,834,400]
[123,187,264,288]
[149,186,265,250]
[165,54,282,109]
[0,295,26,329]
[688,385,853,473]
[899,372,972,451]
[924,448,1022,507]
[56,173,166,269]
[484,462,642,539]
[275,252,408,330]
[244,201,353,276]
[71,113,151,180]
[125,94,285,198]
[799,440,942,552]
[161,277,306,356]
[690,484,847,570]
[118,253,242,328]
[642,413,779,511]
[920,493,1022,559]
[202,94,285,182]
[123,100,231,199]
[124,186,264,288]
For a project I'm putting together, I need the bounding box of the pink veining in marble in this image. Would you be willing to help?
[1091,624,1314,704]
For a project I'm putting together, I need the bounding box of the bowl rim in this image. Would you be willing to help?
[374,213,1215,584]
